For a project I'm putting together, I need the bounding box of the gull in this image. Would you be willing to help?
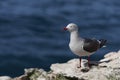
[64,23,107,67]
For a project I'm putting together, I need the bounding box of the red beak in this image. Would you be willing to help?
[64,27,68,31]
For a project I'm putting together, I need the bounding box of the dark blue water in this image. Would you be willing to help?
[0,0,120,77]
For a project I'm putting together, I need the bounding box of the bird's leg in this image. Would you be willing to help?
[77,57,81,68]
[87,56,90,67]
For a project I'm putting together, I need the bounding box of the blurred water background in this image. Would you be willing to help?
[0,0,120,77]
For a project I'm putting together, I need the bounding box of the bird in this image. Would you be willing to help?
[64,23,107,67]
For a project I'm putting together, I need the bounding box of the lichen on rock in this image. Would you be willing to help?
[1,50,120,80]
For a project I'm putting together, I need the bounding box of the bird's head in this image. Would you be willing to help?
[64,23,78,32]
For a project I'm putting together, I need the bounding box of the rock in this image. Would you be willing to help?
[13,75,29,80]
[50,59,90,75]
[13,68,48,80]
[0,76,12,80]
[2,50,120,80]
[14,68,60,80]
[50,50,120,80]
[100,51,120,63]
[24,68,47,80]
[51,59,107,80]
[99,50,120,68]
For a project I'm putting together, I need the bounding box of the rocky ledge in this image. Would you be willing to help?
[1,50,120,80]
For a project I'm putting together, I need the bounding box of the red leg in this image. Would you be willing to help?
[87,56,90,67]
[77,57,81,68]
[79,57,81,67]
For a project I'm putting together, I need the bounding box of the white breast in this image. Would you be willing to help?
[69,31,94,57]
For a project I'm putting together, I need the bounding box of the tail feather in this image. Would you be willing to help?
[99,39,107,48]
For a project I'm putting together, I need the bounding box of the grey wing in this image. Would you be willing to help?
[83,38,100,53]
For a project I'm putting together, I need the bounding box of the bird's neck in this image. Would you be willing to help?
[70,31,80,42]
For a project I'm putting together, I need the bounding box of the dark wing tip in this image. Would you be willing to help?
[99,39,107,48]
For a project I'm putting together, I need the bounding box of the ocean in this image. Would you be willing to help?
[0,0,120,77]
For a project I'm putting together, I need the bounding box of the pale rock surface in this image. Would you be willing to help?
[13,75,28,80]
[51,50,120,80]
[0,76,12,80]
